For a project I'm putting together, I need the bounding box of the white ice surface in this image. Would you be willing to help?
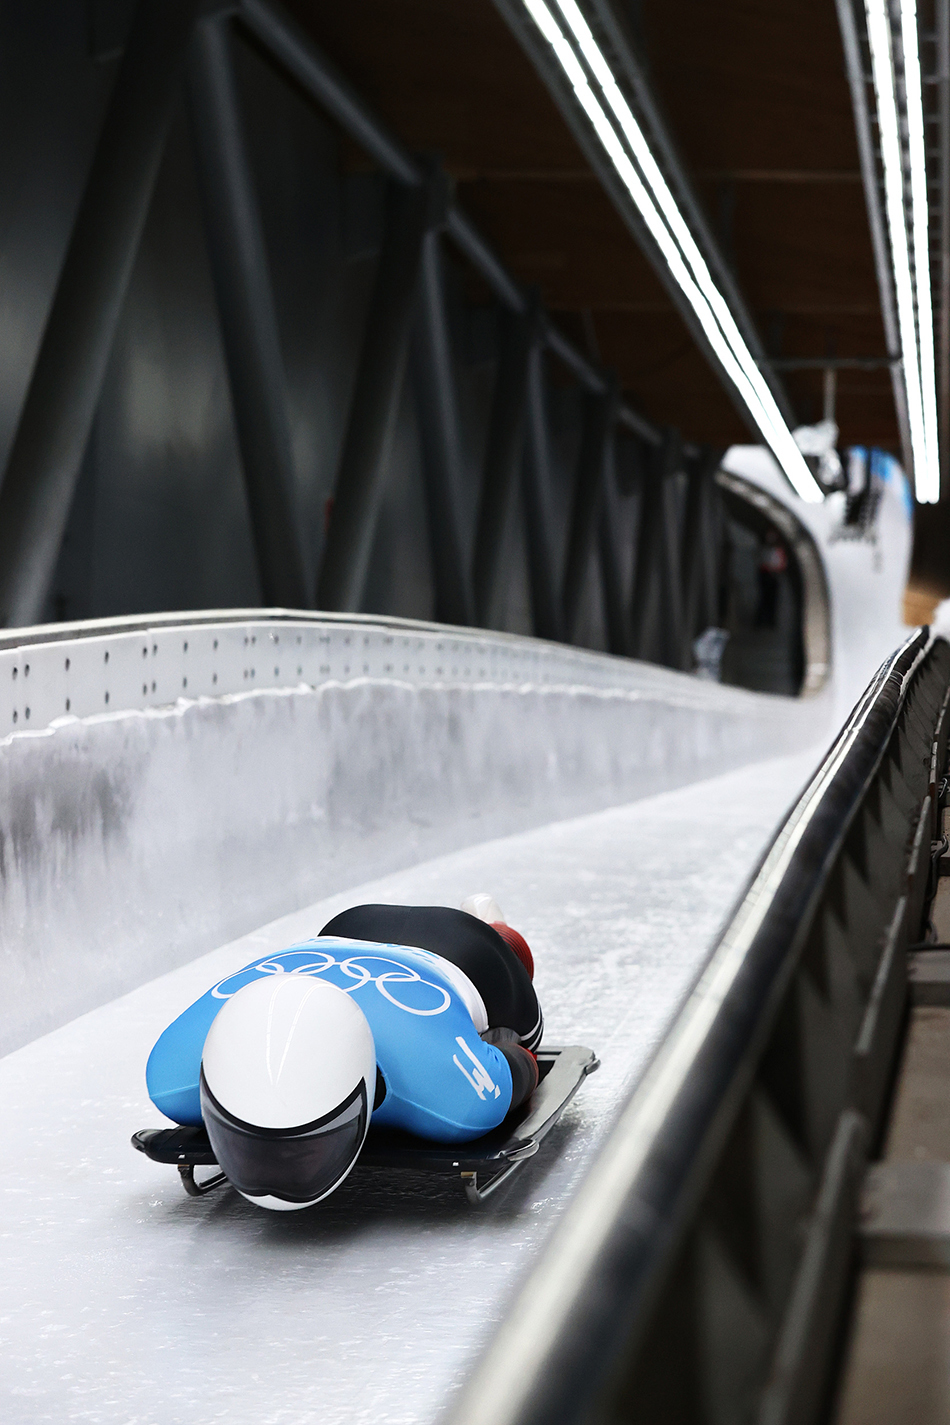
[0,743,822,1425]
[1,657,823,1059]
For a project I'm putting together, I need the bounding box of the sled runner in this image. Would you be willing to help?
[132,1044,598,1204]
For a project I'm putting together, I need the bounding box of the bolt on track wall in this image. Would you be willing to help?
[0,613,829,1058]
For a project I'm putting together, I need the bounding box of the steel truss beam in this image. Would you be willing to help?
[316,179,432,613]
[187,14,310,608]
[237,0,669,629]
[562,380,619,644]
[237,0,659,446]
[411,222,477,627]
[0,0,201,627]
[473,301,537,628]
[597,473,629,657]
[0,0,727,679]
[630,431,686,669]
[521,344,564,642]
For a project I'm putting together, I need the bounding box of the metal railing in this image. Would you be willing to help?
[445,626,950,1425]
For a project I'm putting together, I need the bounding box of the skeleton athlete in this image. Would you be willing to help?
[145,897,542,1210]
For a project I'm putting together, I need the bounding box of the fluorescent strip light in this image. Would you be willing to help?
[900,0,940,501]
[551,0,807,471]
[522,0,824,503]
[865,0,937,501]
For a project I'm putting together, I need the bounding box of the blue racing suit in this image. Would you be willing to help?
[146,937,519,1144]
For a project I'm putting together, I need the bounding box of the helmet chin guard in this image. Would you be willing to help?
[200,976,376,1210]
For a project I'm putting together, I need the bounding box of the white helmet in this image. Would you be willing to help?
[460,893,506,924]
[200,976,376,1211]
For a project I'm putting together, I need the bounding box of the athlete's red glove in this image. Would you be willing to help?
[492,922,534,980]
[481,1026,539,1107]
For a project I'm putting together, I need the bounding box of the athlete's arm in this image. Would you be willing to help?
[481,1027,539,1107]
[319,903,543,1049]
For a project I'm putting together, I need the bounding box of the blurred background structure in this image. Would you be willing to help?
[0,0,945,683]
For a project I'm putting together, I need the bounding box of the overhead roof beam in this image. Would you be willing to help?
[238,0,660,445]
[494,0,825,504]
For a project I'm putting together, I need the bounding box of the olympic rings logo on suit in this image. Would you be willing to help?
[210,946,452,1016]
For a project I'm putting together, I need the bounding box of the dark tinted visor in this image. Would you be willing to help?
[200,1070,367,1204]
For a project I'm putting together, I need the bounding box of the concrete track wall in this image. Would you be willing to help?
[0,613,826,1056]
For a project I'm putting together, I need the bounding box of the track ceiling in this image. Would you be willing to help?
[282,0,895,452]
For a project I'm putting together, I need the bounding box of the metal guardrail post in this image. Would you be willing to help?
[411,222,476,627]
[186,15,310,609]
[0,0,200,627]
[316,177,431,613]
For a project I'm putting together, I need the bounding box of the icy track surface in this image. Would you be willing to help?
[1,745,823,1425]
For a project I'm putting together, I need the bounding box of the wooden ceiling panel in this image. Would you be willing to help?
[718,184,881,314]
[456,178,669,309]
[283,0,585,171]
[640,0,861,170]
[284,0,897,451]
[590,309,748,441]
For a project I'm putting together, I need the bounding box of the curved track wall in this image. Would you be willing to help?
[1,610,826,1057]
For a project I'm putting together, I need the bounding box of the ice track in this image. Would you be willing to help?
[0,746,821,1425]
[0,453,914,1424]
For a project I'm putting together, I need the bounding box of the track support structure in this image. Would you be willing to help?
[0,0,200,627]
[187,15,309,609]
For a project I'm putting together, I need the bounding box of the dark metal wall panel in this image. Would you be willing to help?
[65,105,261,620]
[472,302,535,629]
[495,497,536,639]
[0,1,770,688]
[360,376,435,621]
[187,16,309,608]
[0,4,121,474]
[37,25,439,625]
[0,0,199,626]
[234,32,364,576]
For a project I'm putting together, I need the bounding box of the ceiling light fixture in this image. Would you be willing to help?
[521,0,825,503]
[900,0,940,500]
[865,0,940,501]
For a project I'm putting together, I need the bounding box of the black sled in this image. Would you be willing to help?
[132,1044,598,1204]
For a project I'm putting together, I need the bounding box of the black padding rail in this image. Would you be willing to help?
[445,627,950,1425]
